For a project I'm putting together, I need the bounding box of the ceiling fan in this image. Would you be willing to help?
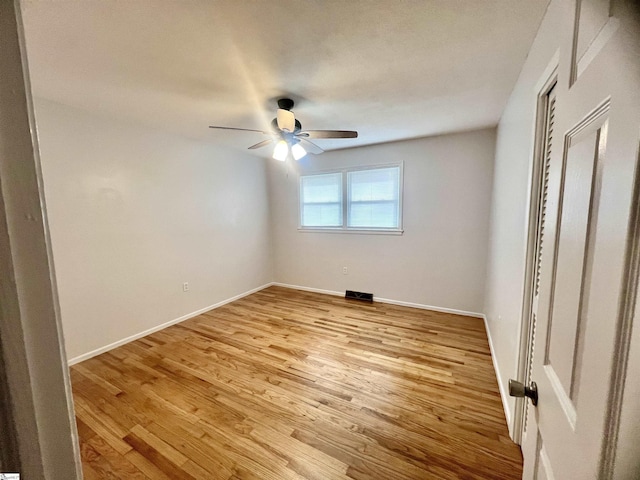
[209,98,358,161]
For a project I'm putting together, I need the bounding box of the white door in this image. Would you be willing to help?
[521,1,640,479]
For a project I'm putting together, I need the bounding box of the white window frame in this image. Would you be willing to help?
[298,162,404,235]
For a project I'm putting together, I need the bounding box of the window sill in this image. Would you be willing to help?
[297,228,404,236]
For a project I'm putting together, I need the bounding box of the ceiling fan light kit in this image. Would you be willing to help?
[209,98,358,161]
[291,142,306,160]
[272,140,289,161]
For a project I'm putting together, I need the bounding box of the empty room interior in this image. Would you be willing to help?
[1,0,640,479]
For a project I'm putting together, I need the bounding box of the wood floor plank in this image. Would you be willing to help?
[70,286,522,479]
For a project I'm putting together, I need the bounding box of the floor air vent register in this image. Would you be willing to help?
[345,290,373,302]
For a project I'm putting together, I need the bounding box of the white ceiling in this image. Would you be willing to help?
[20,0,548,154]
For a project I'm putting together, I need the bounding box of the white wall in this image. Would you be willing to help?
[482,0,560,427]
[34,99,272,361]
[268,129,496,314]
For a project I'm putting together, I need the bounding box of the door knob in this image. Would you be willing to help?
[508,379,538,406]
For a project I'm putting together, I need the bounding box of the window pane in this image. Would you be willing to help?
[302,203,342,227]
[350,170,398,201]
[301,172,342,204]
[348,167,400,229]
[349,202,398,228]
[301,172,342,227]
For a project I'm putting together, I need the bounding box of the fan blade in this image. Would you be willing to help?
[298,130,358,139]
[209,126,267,134]
[248,139,273,150]
[299,138,325,154]
[276,109,295,132]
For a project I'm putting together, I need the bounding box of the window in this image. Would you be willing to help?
[299,164,403,233]
[300,172,342,227]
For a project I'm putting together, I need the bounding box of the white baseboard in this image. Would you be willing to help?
[271,282,344,298]
[373,295,483,318]
[482,314,513,438]
[67,282,274,366]
[271,282,484,318]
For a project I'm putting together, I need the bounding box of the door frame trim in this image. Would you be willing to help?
[513,50,559,445]
[0,1,82,477]
[598,136,640,479]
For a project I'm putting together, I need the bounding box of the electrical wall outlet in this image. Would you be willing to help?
[183,282,189,292]
[343,266,348,275]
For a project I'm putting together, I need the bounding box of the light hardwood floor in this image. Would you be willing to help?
[71,286,522,479]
